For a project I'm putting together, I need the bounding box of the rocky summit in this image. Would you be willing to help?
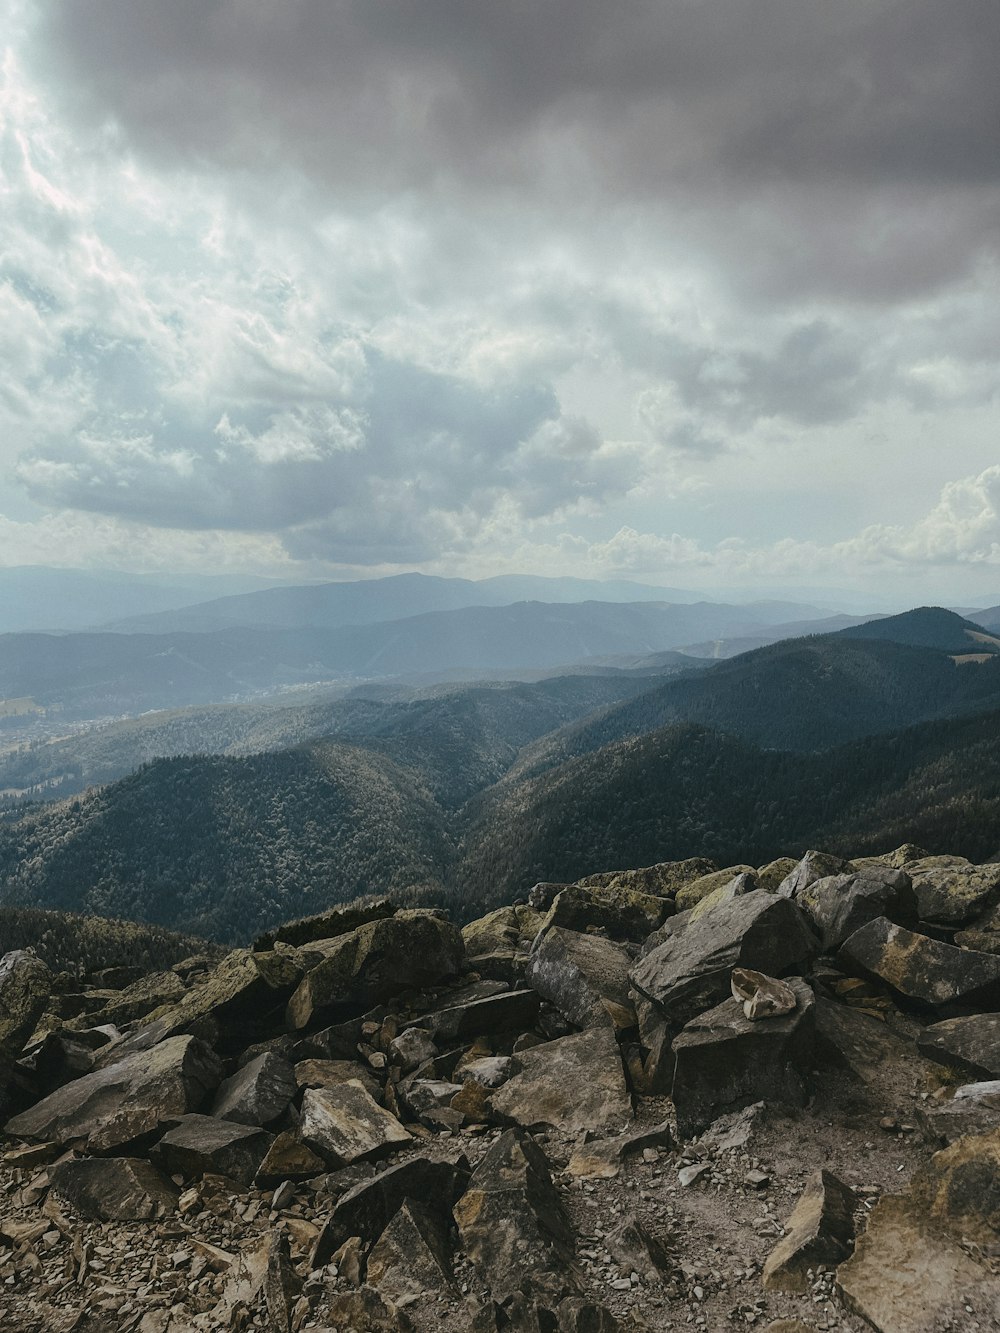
[2,849,1000,1332]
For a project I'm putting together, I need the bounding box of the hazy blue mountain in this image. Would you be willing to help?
[0,566,286,634]
[0,598,829,720]
[676,612,883,660]
[102,571,817,634]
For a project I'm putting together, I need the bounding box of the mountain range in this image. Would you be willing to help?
[3,605,1000,940]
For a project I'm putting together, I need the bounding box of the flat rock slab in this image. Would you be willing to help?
[671,978,815,1139]
[538,883,671,942]
[526,928,633,1029]
[630,893,817,1023]
[312,1153,470,1266]
[917,1013,1000,1081]
[286,912,466,1030]
[300,1083,411,1167]
[838,917,1000,1009]
[837,1195,1000,1332]
[212,1050,296,1126]
[50,1156,178,1221]
[419,989,540,1043]
[152,1113,273,1186]
[762,1169,856,1293]
[490,1025,632,1137]
[4,1033,222,1153]
[454,1128,578,1303]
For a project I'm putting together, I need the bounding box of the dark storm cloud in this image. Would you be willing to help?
[33,0,1000,300]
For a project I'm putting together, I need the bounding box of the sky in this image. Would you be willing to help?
[1,0,999,602]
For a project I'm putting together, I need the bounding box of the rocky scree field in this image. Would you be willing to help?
[1,847,999,1332]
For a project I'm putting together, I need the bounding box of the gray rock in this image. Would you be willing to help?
[630,893,817,1024]
[796,867,916,951]
[211,1050,296,1126]
[324,1287,413,1332]
[312,1153,470,1267]
[293,1057,381,1101]
[565,1121,673,1179]
[366,1199,455,1301]
[917,1081,1000,1147]
[454,1128,579,1303]
[418,989,540,1043]
[838,917,1000,1009]
[151,1113,273,1186]
[687,870,757,923]
[4,1033,222,1153]
[91,970,186,1026]
[917,1013,1000,1081]
[606,1215,674,1282]
[286,912,466,1029]
[490,1025,633,1136]
[300,1084,411,1167]
[537,883,672,942]
[0,950,52,1055]
[264,1230,302,1333]
[50,1156,179,1220]
[526,927,633,1029]
[387,1027,437,1073]
[458,1056,516,1088]
[910,863,1000,926]
[254,897,396,950]
[671,978,815,1139]
[253,1129,327,1188]
[776,850,852,899]
[762,1169,856,1293]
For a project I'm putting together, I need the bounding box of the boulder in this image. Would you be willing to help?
[312,1153,470,1266]
[366,1199,455,1301]
[606,1215,674,1282]
[50,1156,179,1220]
[388,1028,438,1074]
[776,850,852,899]
[917,1081,1000,1147]
[462,904,544,956]
[525,928,633,1030]
[264,1230,302,1333]
[565,1121,673,1179]
[151,1113,273,1186]
[324,1287,412,1332]
[254,897,396,950]
[837,1193,1000,1332]
[300,1084,411,1166]
[537,883,672,942]
[630,893,817,1024]
[4,1033,222,1153]
[796,868,916,951]
[730,968,797,1020]
[814,998,923,1095]
[908,1127,1000,1242]
[458,1056,517,1089]
[454,1128,579,1303]
[211,1050,296,1125]
[419,989,540,1043]
[254,1129,327,1188]
[577,858,716,897]
[295,1057,382,1101]
[0,949,52,1055]
[838,917,1000,1009]
[909,862,1000,926]
[286,912,466,1029]
[756,857,799,892]
[671,978,815,1139]
[688,871,757,924]
[761,1169,856,1293]
[674,865,755,912]
[917,1013,1000,1081]
[490,1025,632,1137]
[91,970,186,1026]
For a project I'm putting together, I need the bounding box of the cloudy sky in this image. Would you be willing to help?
[1,0,998,600]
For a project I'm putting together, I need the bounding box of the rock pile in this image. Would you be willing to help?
[2,851,1000,1331]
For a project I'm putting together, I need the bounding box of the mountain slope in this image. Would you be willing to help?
[456,707,1000,909]
[499,629,1000,790]
[835,605,1000,653]
[0,743,453,941]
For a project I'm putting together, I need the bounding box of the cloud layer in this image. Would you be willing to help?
[0,0,997,595]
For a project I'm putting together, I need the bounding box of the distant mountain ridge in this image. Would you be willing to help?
[102,572,707,634]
